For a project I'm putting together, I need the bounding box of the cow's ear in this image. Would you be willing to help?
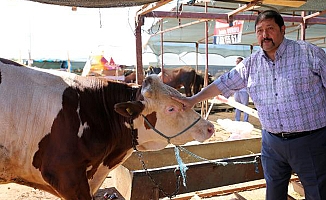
[114,101,145,118]
[141,76,154,98]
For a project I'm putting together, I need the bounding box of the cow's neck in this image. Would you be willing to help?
[93,82,139,168]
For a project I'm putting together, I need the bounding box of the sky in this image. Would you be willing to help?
[0,0,145,65]
[0,0,237,66]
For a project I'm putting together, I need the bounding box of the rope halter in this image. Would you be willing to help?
[141,114,202,144]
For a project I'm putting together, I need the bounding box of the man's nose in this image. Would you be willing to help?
[263,30,268,38]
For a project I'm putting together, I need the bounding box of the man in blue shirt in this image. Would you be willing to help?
[233,57,250,122]
[173,10,326,200]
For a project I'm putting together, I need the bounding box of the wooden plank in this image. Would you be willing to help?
[234,192,247,200]
[123,138,262,170]
[291,180,305,197]
[166,179,267,200]
[166,177,300,200]
[129,154,264,199]
[209,95,259,119]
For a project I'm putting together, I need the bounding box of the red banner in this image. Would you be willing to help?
[214,20,244,44]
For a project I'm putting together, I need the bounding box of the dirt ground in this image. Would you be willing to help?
[0,110,262,200]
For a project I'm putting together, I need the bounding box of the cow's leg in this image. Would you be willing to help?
[181,70,196,97]
[42,166,92,200]
[184,85,192,97]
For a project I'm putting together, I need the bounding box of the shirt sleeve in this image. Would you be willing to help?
[315,48,326,88]
[213,63,247,98]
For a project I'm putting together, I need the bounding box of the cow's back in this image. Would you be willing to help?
[0,61,75,184]
[162,66,196,96]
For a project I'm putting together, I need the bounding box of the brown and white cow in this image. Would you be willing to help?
[160,66,198,97]
[0,58,214,200]
[145,66,210,97]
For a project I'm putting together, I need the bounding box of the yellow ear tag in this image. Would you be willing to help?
[126,108,133,116]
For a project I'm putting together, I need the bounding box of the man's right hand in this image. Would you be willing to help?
[171,96,196,110]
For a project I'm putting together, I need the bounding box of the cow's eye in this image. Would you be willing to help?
[166,106,178,114]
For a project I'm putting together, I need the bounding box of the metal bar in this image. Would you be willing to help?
[195,42,199,72]
[242,23,300,36]
[227,0,260,21]
[201,2,209,118]
[160,20,164,82]
[305,36,326,41]
[197,32,214,43]
[144,11,253,21]
[301,11,306,40]
[137,0,174,16]
[303,10,326,21]
[151,19,209,36]
[212,95,259,119]
[197,0,307,7]
[144,11,326,24]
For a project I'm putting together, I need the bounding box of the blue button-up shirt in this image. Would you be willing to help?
[214,38,326,133]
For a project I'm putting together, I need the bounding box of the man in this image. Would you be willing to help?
[233,57,250,122]
[173,10,326,200]
[235,57,243,65]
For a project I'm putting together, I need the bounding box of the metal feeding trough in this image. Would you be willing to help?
[103,138,263,200]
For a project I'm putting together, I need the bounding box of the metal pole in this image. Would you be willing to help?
[160,19,164,82]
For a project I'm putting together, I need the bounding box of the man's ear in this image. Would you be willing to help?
[281,25,286,35]
[114,101,145,118]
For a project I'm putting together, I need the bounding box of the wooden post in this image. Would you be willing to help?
[135,15,144,85]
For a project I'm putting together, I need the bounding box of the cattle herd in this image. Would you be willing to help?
[0,58,214,199]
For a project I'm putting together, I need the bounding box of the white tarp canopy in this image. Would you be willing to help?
[143,0,326,58]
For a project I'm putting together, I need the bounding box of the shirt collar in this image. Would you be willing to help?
[275,38,288,60]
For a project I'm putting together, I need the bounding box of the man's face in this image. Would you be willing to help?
[255,18,285,54]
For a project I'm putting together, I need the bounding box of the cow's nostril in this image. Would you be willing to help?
[208,126,215,135]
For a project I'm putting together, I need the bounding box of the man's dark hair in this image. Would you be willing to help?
[255,10,284,30]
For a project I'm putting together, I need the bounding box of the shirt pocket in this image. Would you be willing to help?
[285,68,316,95]
[247,76,271,107]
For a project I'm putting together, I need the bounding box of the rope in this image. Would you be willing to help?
[177,145,260,167]
[173,145,260,187]
[174,146,188,187]
[142,114,201,143]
